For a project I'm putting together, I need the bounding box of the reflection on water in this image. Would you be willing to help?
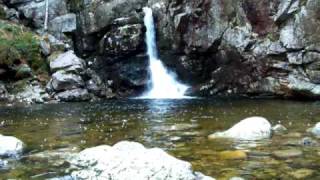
[0,99,320,179]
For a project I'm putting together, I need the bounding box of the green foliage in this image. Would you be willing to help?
[266,32,280,42]
[0,20,48,76]
[67,0,85,12]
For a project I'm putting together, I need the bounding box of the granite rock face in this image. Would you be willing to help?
[146,0,320,99]
[11,0,69,29]
[2,0,320,99]
[49,51,86,73]
[45,50,115,102]
[68,0,320,98]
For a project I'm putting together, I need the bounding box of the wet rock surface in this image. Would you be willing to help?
[208,117,272,140]
[68,141,213,180]
[272,149,303,159]
[0,134,24,158]
[55,88,90,102]
[310,122,320,137]
[272,124,288,135]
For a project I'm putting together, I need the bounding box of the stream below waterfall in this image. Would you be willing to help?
[0,99,320,179]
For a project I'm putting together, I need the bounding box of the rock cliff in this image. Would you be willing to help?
[1,0,320,102]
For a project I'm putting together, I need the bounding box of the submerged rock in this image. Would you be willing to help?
[288,169,314,179]
[208,117,272,140]
[272,124,288,135]
[218,150,247,160]
[69,141,213,180]
[0,135,25,158]
[229,177,245,180]
[272,149,303,159]
[301,137,319,146]
[284,132,302,138]
[282,137,319,147]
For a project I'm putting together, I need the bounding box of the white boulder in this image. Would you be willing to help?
[208,117,272,140]
[0,135,25,157]
[310,122,320,137]
[69,141,214,180]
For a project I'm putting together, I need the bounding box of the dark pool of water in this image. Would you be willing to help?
[0,99,320,179]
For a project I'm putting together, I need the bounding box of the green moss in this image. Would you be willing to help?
[266,32,280,41]
[300,0,308,6]
[0,20,48,77]
[0,41,21,66]
[0,6,6,20]
[67,0,85,12]
[10,79,29,93]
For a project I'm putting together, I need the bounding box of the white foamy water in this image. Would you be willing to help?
[140,7,189,99]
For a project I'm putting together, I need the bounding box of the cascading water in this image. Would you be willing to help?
[140,7,189,99]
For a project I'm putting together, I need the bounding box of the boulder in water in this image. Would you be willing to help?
[272,124,288,135]
[69,141,214,180]
[208,117,272,140]
[0,134,25,158]
[310,122,320,137]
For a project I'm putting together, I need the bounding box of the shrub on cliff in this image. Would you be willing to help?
[0,20,48,80]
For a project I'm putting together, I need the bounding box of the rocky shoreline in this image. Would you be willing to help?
[1,117,320,179]
[0,0,320,104]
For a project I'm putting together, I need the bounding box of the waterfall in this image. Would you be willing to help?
[44,0,49,30]
[140,7,189,99]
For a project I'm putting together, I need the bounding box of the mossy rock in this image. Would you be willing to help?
[67,0,86,12]
[0,5,6,20]
[47,51,64,63]
[9,79,30,94]
[14,64,32,79]
[0,20,48,79]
